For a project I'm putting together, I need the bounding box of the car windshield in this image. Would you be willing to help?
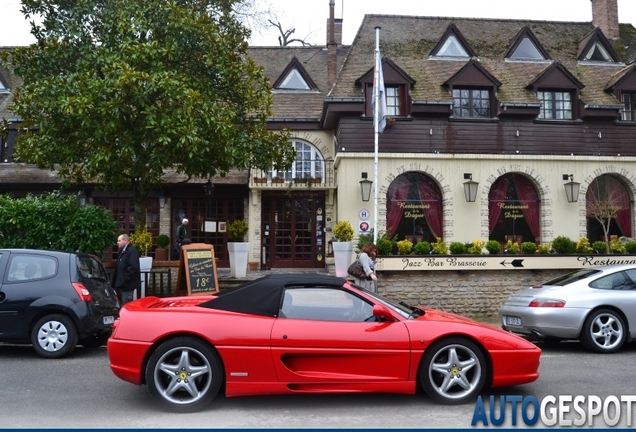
[350,282,413,319]
[540,269,601,286]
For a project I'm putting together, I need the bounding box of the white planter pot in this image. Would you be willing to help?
[138,256,153,299]
[332,241,353,278]
[228,242,249,278]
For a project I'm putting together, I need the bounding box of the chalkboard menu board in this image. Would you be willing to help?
[175,243,219,296]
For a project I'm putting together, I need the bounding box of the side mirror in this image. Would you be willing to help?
[372,304,394,321]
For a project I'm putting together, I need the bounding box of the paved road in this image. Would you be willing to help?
[2,338,636,429]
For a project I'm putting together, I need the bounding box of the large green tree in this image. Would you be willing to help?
[2,0,294,227]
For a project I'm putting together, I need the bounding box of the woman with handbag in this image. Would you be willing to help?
[352,242,378,292]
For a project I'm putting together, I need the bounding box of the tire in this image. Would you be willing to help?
[419,337,487,405]
[580,308,626,354]
[80,332,111,348]
[145,337,222,413]
[30,314,78,359]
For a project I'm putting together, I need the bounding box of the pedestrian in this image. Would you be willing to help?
[353,242,378,292]
[111,233,141,305]
[172,218,190,260]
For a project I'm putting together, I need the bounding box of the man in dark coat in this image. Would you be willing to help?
[111,233,141,305]
[172,218,190,260]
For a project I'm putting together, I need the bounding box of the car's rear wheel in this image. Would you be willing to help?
[31,314,78,358]
[580,308,626,353]
[80,332,111,348]
[145,337,222,413]
[419,337,487,404]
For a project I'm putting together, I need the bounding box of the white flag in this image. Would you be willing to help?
[372,47,387,134]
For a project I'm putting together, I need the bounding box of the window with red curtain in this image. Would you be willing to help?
[586,175,632,239]
[488,174,540,243]
[386,172,443,241]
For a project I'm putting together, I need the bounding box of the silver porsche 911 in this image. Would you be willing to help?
[499,264,636,353]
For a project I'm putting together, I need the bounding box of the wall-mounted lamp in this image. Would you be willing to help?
[158,195,166,209]
[203,179,215,197]
[463,173,479,203]
[562,174,580,203]
[78,191,87,206]
[360,172,373,202]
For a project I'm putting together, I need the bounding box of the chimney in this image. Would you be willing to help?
[591,0,619,40]
[327,0,337,86]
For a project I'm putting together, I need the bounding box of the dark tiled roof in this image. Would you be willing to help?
[330,15,636,107]
[248,45,349,119]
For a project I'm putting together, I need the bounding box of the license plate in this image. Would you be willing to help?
[103,316,115,325]
[505,316,522,326]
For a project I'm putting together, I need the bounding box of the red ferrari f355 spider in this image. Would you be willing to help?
[108,274,540,412]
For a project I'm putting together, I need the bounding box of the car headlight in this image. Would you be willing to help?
[528,298,566,307]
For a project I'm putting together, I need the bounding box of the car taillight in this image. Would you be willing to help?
[528,298,565,307]
[72,282,94,302]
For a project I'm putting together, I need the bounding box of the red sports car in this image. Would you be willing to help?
[108,274,540,412]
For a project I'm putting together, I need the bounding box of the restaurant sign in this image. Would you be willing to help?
[375,255,636,271]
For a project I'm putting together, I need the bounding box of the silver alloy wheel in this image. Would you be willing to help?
[153,346,213,406]
[427,343,483,402]
[36,319,69,352]
[588,312,624,351]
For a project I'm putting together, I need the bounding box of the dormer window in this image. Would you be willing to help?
[537,91,572,119]
[577,28,620,63]
[583,42,612,62]
[357,58,415,118]
[510,37,545,60]
[622,93,636,121]
[0,73,8,93]
[386,87,401,116]
[436,36,469,57]
[279,69,310,90]
[505,27,550,61]
[273,57,317,91]
[453,89,490,118]
[430,24,476,59]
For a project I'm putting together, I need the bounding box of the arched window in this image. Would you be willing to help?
[586,175,632,241]
[488,174,540,243]
[272,140,324,182]
[386,172,443,242]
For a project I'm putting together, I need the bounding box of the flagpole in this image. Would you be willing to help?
[373,26,380,244]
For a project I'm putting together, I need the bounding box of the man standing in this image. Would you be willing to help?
[172,218,190,260]
[111,233,141,305]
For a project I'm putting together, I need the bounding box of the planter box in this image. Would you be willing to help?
[253,177,267,184]
[332,241,354,278]
[228,242,249,278]
[271,178,285,184]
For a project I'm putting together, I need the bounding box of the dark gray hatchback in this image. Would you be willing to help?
[0,249,120,358]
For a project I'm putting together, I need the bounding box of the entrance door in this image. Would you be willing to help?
[262,192,325,269]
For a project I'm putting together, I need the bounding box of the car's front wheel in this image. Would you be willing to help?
[145,337,222,413]
[419,337,487,404]
[580,308,626,353]
[31,314,78,358]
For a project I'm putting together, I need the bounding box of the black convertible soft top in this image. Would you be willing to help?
[198,273,347,317]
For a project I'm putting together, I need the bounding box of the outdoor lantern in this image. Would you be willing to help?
[158,196,166,209]
[463,173,479,202]
[563,174,580,203]
[360,172,373,202]
[203,179,215,197]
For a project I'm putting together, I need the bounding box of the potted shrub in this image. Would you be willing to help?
[376,237,393,255]
[431,238,448,255]
[414,241,431,255]
[332,220,354,277]
[155,234,170,261]
[467,239,485,255]
[592,240,608,254]
[227,219,249,278]
[130,226,153,295]
[449,241,466,254]
[504,240,520,254]
[576,237,593,254]
[396,239,413,255]
[626,240,636,254]
[521,242,537,254]
[552,236,575,254]
[485,240,501,255]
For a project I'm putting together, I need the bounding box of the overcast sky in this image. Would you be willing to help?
[1,0,635,47]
